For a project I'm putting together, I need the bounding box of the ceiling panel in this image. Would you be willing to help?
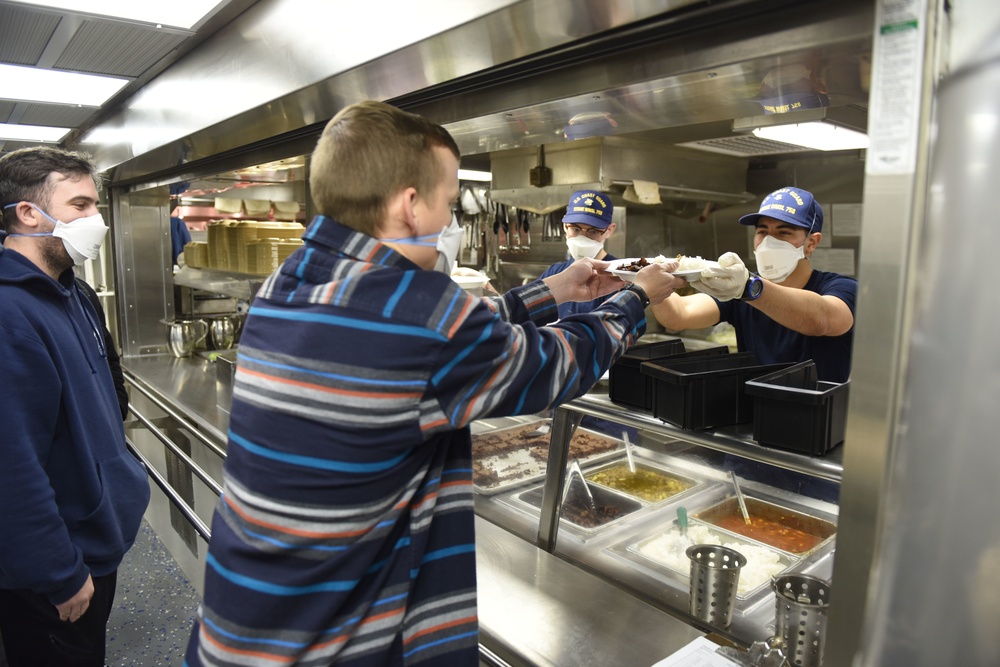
[0,5,59,65]
[0,101,16,123]
[17,103,100,127]
[53,20,187,77]
[0,0,256,156]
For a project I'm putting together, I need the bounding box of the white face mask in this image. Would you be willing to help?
[566,235,604,260]
[754,234,805,282]
[5,203,108,265]
[384,213,465,274]
[433,214,465,274]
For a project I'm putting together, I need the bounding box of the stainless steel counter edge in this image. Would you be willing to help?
[476,517,705,666]
[123,354,232,447]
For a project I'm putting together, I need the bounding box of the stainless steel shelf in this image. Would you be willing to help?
[564,392,843,483]
[172,266,265,301]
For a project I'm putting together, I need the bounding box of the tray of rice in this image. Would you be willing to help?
[623,520,798,600]
[471,422,622,495]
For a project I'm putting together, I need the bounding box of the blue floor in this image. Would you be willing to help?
[105,519,201,666]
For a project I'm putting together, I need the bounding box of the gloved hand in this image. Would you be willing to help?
[690,251,749,302]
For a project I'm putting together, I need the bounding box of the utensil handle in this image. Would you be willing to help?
[730,471,752,525]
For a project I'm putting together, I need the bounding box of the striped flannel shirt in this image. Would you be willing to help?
[186,216,649,666]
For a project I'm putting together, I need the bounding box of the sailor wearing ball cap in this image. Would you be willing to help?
[651,186,857,383]
[537,190,622,319]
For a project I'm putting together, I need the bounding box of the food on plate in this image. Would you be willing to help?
[675,254,712,271]
[635,523,791,596]
[585,464,694,502]
[613,255,671,272]
[694,497,836,554]
[618,258,653,272]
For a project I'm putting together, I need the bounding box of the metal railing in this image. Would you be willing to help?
[123,375,224,543]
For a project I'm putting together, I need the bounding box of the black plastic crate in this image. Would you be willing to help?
[745,360,850,455]
[640,353,796,429]
[609,340,728,411]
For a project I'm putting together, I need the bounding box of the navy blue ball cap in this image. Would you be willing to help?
[562,190,614,229]
[739,187,823,233]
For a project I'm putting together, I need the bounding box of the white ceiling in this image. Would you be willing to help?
[0,0,258,156]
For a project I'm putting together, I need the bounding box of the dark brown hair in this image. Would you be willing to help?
[0,146,100,233]
[309,100,460,235]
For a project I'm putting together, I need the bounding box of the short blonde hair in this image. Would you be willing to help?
[309,101,460,236]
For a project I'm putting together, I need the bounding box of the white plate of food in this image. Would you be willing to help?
[607,256,718,281]
[606,257,670,281]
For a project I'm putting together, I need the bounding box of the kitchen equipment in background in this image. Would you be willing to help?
[772,574,831,667]
[687,544,746,629]
[165,319,208,358]
[209,315,239,350]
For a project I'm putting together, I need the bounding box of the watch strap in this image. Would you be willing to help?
[620,282,650,308]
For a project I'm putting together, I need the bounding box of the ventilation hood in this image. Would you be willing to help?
[487,136,755,218]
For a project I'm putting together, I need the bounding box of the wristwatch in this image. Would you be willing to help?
[620,282,651,308]
[741,273,764,301]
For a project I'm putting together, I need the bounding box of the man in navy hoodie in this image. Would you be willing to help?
[0,147,150,666]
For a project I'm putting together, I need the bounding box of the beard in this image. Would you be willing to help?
[39,235,74,275]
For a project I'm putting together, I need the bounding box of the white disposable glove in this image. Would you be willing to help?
[690,252,749,302]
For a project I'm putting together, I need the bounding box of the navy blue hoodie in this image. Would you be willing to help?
[0,246,149,604]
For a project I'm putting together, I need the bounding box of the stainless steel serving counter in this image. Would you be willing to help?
[476,517,704,666]
[124,354,231,445]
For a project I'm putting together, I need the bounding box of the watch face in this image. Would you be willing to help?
[749,277,763,299]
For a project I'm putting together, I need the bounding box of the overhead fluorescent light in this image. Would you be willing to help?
[458,169,492,182]
[0,123,71,143]
[0,64,129,107]
[734,107,870,152]
[13,0,221,29]
[752,122,870,151]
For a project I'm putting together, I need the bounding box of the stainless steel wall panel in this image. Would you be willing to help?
[844,18,1000,666]
[81,0,523,174]
[115,189,174,356]
[825,0,942,663]
[422,1,874,157]
[79,0,745,180]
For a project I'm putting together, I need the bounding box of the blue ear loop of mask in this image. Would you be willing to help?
[2,202,58,237]
[381,213,458,247]
[3,203,106,358]
[380,231,440,247]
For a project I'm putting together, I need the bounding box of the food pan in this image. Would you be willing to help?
[624,519,799,601]
[514,482,643,535]
[693,496,837,557]
[471,421,621,495]
[583,461,701,505]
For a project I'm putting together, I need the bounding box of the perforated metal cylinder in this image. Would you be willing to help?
[773,574,831,667]
[687,544,746,629]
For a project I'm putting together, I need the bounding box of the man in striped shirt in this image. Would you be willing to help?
[186,100,685,666]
